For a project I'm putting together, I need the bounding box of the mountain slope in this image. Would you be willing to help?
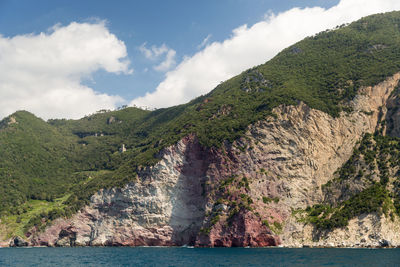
[0,111,77,210]
[2,11,400,247]
[63,10,400,215]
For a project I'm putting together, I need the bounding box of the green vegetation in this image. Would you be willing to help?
[199,227,211,235]
[307,184,391,229]
[273,222,283,233]
[262,220,270,228]
[331,131,400,184]
[0,111,79,212]
[262,220,283,234]
[262,196,271,204]
[202,175,255,229]
[0,195,69,238]
[262,196,279,204]
[3,11,400,235]
[307,130,400,230]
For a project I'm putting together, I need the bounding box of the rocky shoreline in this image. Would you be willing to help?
[2,236,399,249]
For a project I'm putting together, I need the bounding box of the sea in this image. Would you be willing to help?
[0,247,399,267]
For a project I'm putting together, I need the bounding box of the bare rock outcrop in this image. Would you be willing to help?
[10,236,28,247]
[285,213,400,247]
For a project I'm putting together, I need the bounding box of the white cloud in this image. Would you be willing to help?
[130,0,400,109]
[0,21,131,120]
[197,34,212,50]
[139,42,168,60]
[139,42,176,72]
[154,49,176,72]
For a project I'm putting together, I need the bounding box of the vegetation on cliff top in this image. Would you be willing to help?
[2,11,400,236]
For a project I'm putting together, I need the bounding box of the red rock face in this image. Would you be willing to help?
[184,136,282,247]
[29,134,282,247]
[197,211,280,247]
[189,138,283,247]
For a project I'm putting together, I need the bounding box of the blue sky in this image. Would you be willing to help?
[0,0,399,119]
[0,0,338,99]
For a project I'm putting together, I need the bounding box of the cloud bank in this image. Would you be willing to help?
[0,21,131,120]
[139,43,176,72]
[131,0,400,109]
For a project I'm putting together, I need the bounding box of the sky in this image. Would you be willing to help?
[0,0,400,120]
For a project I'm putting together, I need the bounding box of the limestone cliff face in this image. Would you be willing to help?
[30,73,400,247]
[32,136,209,246]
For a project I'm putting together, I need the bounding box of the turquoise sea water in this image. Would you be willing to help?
[0,247,399,267]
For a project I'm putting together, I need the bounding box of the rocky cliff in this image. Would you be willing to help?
[22,73,400,248]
